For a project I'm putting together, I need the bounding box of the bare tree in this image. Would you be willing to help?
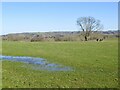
[77,16,103,41]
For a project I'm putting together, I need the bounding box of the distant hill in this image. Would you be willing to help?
[1,30,119,42]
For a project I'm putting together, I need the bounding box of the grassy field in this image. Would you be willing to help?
[2,39,118,88]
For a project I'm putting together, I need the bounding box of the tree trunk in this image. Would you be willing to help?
[85,36,87,41]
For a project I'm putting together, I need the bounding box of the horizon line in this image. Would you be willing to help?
[1,29,118,35]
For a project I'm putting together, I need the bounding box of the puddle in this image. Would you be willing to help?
[0,55,73,71]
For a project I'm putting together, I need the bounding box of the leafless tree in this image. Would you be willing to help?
[77,16,103,41]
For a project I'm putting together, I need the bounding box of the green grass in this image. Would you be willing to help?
[2,40,118,88]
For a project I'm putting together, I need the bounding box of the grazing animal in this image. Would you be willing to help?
[96,38,104,42]
[99,39,103,41]
[96,39,99,41]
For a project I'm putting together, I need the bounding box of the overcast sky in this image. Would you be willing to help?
[2,2,118,35]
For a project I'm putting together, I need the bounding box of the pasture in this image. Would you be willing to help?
[2,39,118,88]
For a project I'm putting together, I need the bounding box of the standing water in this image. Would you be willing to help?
[0,55,73,71]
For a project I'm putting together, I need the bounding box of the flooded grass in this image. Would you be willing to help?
[1,55,73,71]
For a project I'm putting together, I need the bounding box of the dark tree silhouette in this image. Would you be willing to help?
[77,16,103,41]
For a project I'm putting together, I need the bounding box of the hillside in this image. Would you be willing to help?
[1,30,119,42]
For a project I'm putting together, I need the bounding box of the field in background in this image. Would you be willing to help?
[2,39,118,88]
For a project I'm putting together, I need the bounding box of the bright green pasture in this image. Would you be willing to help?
[2,40,118,88]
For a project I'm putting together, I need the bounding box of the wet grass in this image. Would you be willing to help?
[2,39,118,88]
[1,55,72,71]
